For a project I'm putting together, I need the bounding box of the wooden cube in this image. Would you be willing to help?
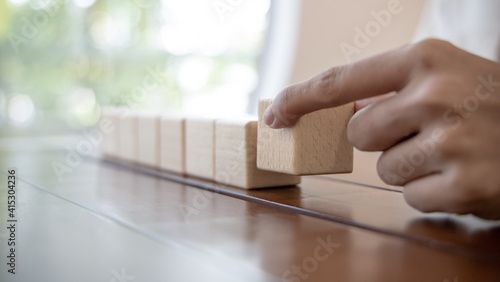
[119,110,139,163]
[99,108,121,158]
[185,117,215,180]
[160,115,185,174]
[215,118,301,189]
[137,112,161,167]
[257,99,354,175]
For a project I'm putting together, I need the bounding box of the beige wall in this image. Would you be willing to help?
[290,0,426,83]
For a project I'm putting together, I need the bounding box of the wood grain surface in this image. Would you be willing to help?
[1,138,499,281]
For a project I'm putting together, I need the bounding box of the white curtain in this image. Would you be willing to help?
[413,0,500,62]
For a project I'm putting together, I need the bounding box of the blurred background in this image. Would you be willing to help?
[0,0,425,136]
[0,0,273,135]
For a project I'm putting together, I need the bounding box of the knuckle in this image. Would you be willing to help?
[407,75,464,120]
[376,154,403,185]
[402,189,427,212]
[438,128,461,150]
[274,86,300,127]
[446,170,489,214]
[277,86,292,111]
[411,86,443,111]
[347,115,371,150]
[409,38,455,71]
[313,65,348,106]
[434,127,472,161]
[376,152,389,173]
[346,116,362,147]
[432,139,453,161]
[348,102,396,151]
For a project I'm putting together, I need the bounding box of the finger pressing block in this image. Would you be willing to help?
[215,118,301,189]
[257,99,354,175]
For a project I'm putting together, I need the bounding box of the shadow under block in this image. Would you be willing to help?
[185,117,215,180]
[215,119,301,189]
[137,113,161,167]
[99,108,121,158]
[160,116,185,174]
[257,99,354,175]
[119,111,139,163]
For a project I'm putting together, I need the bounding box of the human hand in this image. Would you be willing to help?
[263,39,500,219]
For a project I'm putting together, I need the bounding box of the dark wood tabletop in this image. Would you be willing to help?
[1,137,499,282]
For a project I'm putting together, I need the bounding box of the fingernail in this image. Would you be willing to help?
[263,106,275,126]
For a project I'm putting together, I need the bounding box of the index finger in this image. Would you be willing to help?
[264,43,418,129]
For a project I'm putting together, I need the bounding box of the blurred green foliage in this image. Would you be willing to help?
[0,0,268,133]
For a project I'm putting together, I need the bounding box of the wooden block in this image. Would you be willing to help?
[119,110,139,163]
[257,99,354,175]
[185,117,215,180]
[160,115,185,174]
[137,112,161,167]
[215,118,301,189]
[99,108,121,158]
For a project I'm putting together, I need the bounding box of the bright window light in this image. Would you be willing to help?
[0,0,278,131]
[8,94,35,127]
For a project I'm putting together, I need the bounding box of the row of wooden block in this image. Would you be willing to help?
[100,100,354,189]
[99,109,301,189]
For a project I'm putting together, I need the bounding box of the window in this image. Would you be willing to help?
[0,0,274,133]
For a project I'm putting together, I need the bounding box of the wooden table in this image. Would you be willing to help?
[1,137,499,282]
